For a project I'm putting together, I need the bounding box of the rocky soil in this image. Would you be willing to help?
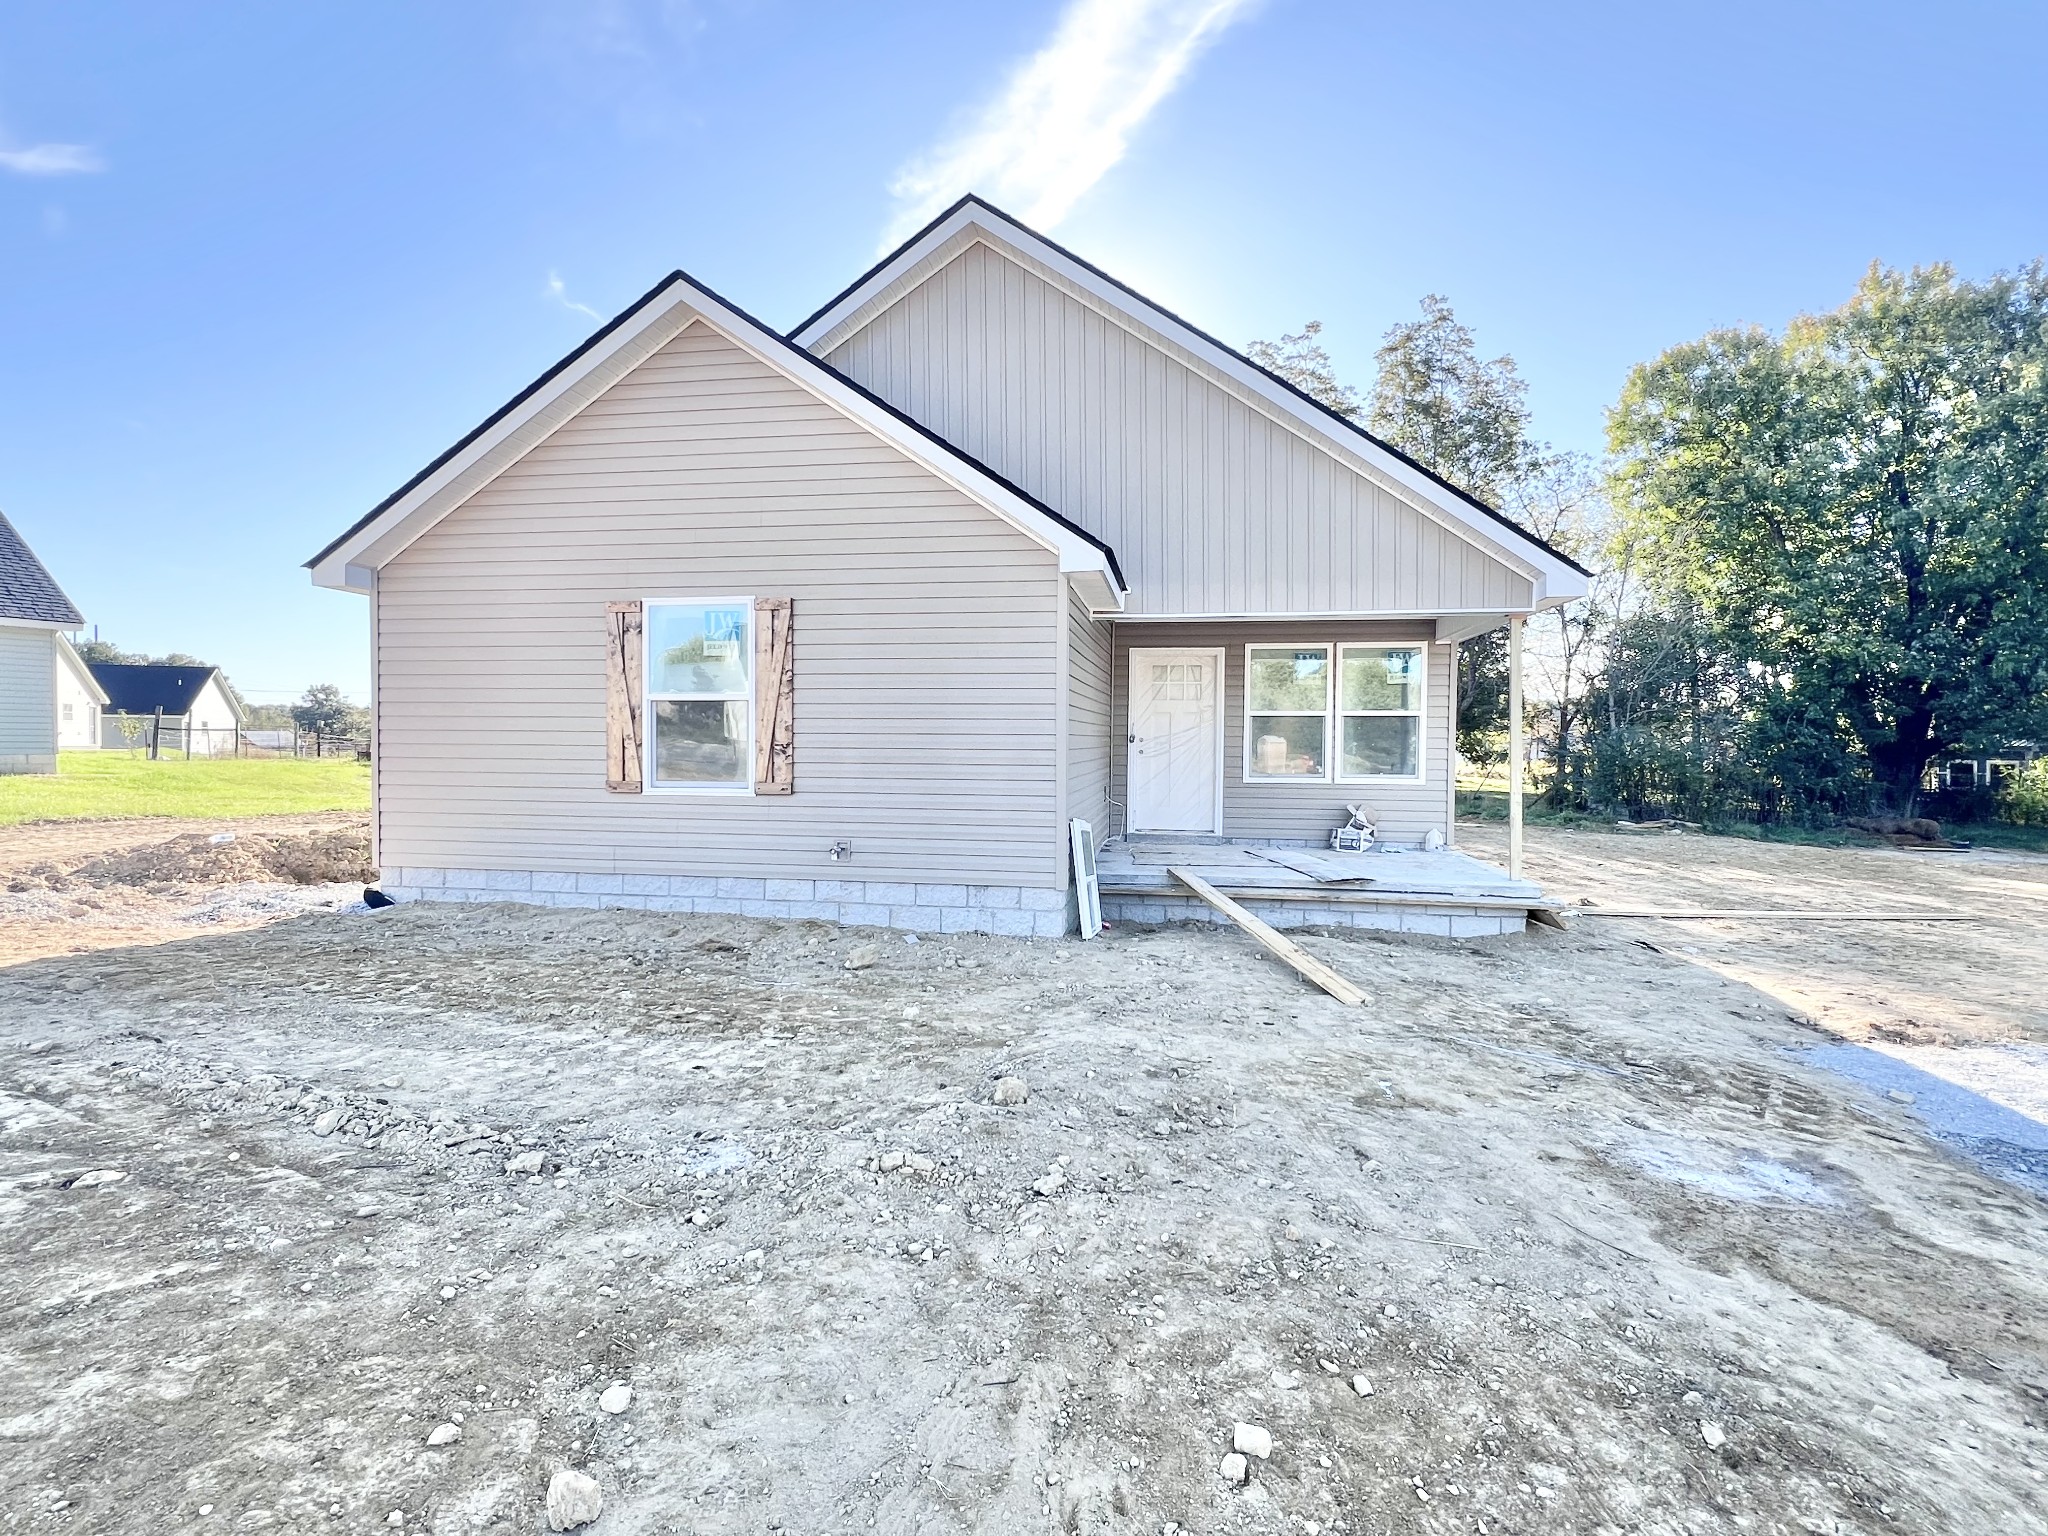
[2,837,2045,1534]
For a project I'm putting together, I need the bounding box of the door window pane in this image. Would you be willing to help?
[1247,648,1329,712]
[1343,715,1419,777]
[648,603,750,695]
[1249,715,1326,777]
[652,699,748,785]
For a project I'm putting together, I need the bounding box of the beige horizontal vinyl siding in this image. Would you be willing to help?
[376,320,1065,887]
[0,625,57,769]
[826,241,1536,619]
[1110,621,1453,846]
[1065,590,1113,845]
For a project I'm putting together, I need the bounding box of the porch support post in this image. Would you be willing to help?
[1507,614,1525,880]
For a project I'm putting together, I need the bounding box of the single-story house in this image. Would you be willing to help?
[0,511,87,775]
[1929,746,2038,794]
[92,663,245,756]
[309,196,1587,935]
[55,635,108,749]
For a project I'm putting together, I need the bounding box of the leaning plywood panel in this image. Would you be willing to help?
[827,241,1537,620]
[374,322,1064,888]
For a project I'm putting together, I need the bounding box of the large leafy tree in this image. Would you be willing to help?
[1610,262,2048,811]
[1249,300,1565,758]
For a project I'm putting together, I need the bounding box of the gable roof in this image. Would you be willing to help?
[55,635,109,704]
[307,268,1126,603]
[90,663,237,720]
[791,195,1592,593]
[0,510,84,626]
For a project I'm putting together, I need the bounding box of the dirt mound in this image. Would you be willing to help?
[9,829,374,892]
[1843,814,1945,843]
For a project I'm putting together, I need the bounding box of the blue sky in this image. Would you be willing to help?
[3,0,2044,704]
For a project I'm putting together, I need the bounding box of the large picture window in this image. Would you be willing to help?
[1245,645,1331,780]
[646,599,753,790]
[1338,645,1424,781]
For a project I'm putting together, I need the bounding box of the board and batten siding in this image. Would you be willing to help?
[1065,590,1114,847]
[825,241,1535,620]
[0,624,57,772]
[1110,621,1453,845]
[374,320,1068,888]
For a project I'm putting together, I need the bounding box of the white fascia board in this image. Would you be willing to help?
[310,271,1123,602]
[670,294,1124,597]
[308,283,703,591]
[0,616,74,633]
[792,204,1590,598]
[54,634,110,703]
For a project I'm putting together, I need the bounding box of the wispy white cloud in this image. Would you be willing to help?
[546,271,602,321]
[0,142,104,176]
[883,0,1257,248]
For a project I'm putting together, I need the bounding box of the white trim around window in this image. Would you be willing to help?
[643,596,757,795]
[1243,643,1333,783]
[1335,642,1427,784]
[1240,640,1429,786]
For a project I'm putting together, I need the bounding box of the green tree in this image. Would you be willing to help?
[1609,262,2048,811]
[1245,320,1362,419]
[291,684,369,739]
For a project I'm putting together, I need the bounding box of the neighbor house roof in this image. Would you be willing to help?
[790,195,1593,594]
[306,267,1127,604]
[89,664,237,719]
[0,510,84,626]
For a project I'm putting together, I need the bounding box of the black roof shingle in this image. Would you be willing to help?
[0,510,83,626]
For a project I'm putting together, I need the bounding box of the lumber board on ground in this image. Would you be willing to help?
[1167,868,1368,1005]
[1578,908,1969,921]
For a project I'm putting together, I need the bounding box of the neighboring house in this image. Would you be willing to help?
[91,664,245,756]
[0,510,86,775]
[309,196,1587,935]
[55,635,108,749]
[1928,746,2039,794]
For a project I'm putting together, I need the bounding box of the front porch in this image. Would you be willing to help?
[1094,836,1550,937]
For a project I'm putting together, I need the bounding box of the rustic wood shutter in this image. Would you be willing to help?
[604,600,643,793]
[754,597,794,794]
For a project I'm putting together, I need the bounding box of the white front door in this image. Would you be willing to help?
[1127,648,1222,834]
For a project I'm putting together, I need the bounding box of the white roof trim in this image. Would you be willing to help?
[309,270,1125,605]
[791,200,1589,605]
[55,633,110,704]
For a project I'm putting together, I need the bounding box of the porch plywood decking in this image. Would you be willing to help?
[1095,838,1548,937]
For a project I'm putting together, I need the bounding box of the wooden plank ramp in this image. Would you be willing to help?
[1577,908,1969,921]
[1168,867,1368,1006]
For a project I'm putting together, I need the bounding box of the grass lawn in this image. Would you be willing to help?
[0,752,371,825]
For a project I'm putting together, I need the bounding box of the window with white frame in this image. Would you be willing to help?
[1245,645,1331,779]
[1946,759,1978,791]
[1337,645,1424,780]
[1243,641,1428,784]
[645,599,753,790]
[1988,759,2021,791]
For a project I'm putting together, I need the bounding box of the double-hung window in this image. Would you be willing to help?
[1242,641,1427,784]
[1337,645,1424,781]
[1245,645,1331,780]
[645,599,753,791]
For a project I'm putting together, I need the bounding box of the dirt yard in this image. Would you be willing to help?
[2,821,2045,1535]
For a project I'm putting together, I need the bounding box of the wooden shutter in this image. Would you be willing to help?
[604,600,643,793]
[754,597,794,794]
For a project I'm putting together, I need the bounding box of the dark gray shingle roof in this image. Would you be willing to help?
[0,511,83,626]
